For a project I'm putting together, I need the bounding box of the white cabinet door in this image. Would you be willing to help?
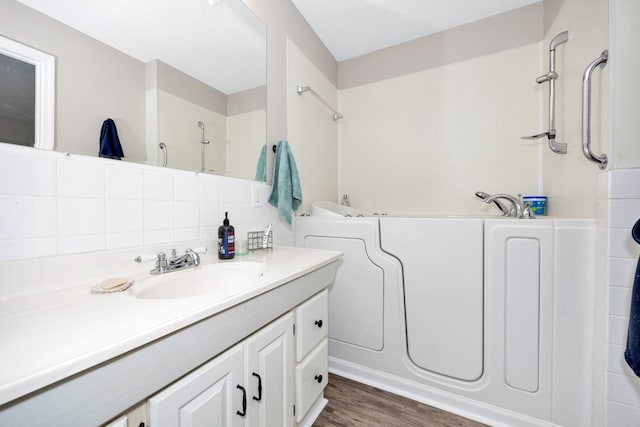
[148,313,294,427]
[245,313,294,427]
[149,344,245,427]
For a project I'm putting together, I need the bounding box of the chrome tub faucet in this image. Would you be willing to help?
[475,191,510,216]
[476,192,535,219]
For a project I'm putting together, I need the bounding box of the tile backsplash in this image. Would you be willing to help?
[0,143,292,263]
[595,168,640,426]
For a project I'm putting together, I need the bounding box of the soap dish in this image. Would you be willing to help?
[90,277,135,294]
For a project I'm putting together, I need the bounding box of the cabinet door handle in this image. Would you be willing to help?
[314,319,323,328]
[236,384,247,417]
[252,372,262,402]
[314,374,323,383]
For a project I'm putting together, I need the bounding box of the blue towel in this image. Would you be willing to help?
[268,140,302,225]
[625,218,640,376]
[254,144,267,182]
[99,118,124,160]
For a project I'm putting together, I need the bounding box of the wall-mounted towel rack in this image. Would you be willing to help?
[296,85,343,121]
[522,31,569,154]
[582,50,608,169]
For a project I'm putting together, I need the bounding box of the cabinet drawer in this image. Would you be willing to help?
[295,340,328,422]
[295,289,328,362]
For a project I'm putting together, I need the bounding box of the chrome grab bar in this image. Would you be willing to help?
[582,50,608,169]
[522,31,569,154]
[158,142,167,167]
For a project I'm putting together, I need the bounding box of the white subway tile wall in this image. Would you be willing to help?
[597,168,640,426]
[0,144,293,263]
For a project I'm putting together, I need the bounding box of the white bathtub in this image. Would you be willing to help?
[295,202,595,427]
[310,201,371,217]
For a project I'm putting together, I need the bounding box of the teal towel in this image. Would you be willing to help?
[254,144,267,182]
[268,140,302,225]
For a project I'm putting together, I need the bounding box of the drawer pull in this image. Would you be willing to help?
[314,319,324,328]
[252,372,262,402]
[314,374,323,383]
[236,384,247,417]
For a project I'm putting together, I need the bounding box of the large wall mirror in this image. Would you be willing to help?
[4,0,266,181]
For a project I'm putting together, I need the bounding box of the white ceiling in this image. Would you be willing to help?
[16,0,266,94]
[291,0,541,61]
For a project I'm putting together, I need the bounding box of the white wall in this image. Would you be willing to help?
[611,0,640,169]
[334,0,609,218]
[227,110,267,180]
[286,39,340,213]
[541,0,609,217]
[340,44,541,215]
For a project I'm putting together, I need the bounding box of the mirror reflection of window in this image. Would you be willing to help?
[0,34,55,150]
[0,52,36,147]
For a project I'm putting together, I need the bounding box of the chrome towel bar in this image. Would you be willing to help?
[296,85,343,121]
[582,50,608,169]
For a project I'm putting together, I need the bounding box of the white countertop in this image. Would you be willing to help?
[0,245,341,406]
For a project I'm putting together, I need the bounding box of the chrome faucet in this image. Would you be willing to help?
[169,248,201,268]
[475,191,510,216]
[341,194,350,207]
[481,193,535,219]
[140,248,201,275]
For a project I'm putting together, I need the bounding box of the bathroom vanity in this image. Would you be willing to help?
[0,245,340,426]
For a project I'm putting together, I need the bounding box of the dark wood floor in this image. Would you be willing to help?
[313,374,487,427]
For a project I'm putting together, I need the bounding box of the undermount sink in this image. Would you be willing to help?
[130,261,269,300]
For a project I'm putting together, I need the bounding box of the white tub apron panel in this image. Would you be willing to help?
[484,219,554,419]
[505,237,540,392]
[295,206,596,427]
[379,217,484,381]
[303,236,384,350]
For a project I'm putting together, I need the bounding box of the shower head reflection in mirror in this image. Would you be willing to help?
[198,121,211,172]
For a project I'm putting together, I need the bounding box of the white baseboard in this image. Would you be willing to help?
[297,394,328,427]
[329,357,557,427]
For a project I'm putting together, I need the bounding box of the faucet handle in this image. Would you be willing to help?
[156,252,168,268]
[134,253,157,263]
[521,201,536,219]
[148,252,169,275]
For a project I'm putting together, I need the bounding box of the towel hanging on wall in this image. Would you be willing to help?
[99,118,125,160]
[268,140,302,225]
[625,218,640,377]
[254,144,267,182]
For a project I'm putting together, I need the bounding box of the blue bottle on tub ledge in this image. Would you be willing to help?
[218,212,235,259]
[523,196,547,216]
